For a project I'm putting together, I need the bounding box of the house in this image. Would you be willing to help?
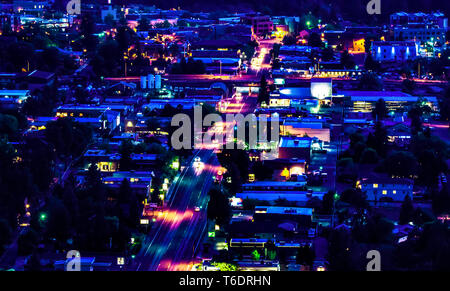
[386,123,412,147]
[26,70,55,91]
[83,149,157,172]
[55,105,121,133]
[358,176,414,202]
[101,171,153,198]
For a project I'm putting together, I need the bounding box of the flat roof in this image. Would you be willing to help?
[0,90,30,96]
[279,137,312,148]
[341,90,412,97]
[278,87,312,98]
[242,180,306,188]
[236,192,325,202]
[255,206,313,216]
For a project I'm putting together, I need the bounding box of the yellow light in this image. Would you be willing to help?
[281,168,290,178]
[382,190,387,195]
[373,184,378,188]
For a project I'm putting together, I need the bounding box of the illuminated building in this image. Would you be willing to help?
[372,41,418,62]
[343,91,439,114]
[241,14,273,38]
[390,12,447,45]
[0,90,30,109]
[359,177,413,202]
[281,119,330,142]
[310,78,332,100]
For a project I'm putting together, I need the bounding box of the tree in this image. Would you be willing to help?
[399,195,414,225]
[340,188,367,209]
[207,187,230,226]
[258,74,270,105]
[24,251,42,271]
[296,245,315,269]
[118,178,131,204]
[321,190,335,214]
[85,163,102,190]
[360,148,378,164]
[252,249,261,261]
[308,32,324,48]
[321,47,335,61]
[0,114,18,137]
[282,33,297,46]
[0,219,12,249]
[402,79,416,94]
[366,122,388,157]
[137,17,150,30]
[358,72,383,91]
[372,99,388,120]
[116,25,135,53]
[252,161,274,181]
[340,50,355,69]
[327,227,355,271]
[45,118,93,157]
[408,105,423,134]
[384,151,418,178]
[170,57,205,74]
[411,134,449,187]
[45,196,71,241]
[119,139,134,171]
[18,228,39,255]
[337,158,357,183]
[80,14,98,53]
[432,185,450,215]
[364,53,380,71]
[104,14,116,27]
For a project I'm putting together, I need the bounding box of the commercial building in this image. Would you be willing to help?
[241,14,273,37]
[390,12,447,45]
[341,91,438,113]
[236,181,325,203]
[371,41,419,62]
[278,137,312,161]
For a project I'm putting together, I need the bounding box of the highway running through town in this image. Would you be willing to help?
[136,149,219,271]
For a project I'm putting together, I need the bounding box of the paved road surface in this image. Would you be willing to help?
[136,149,218,271]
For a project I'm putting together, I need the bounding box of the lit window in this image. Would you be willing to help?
[382,190,387,195]
[373,184,378,188]
[393,190,396,194]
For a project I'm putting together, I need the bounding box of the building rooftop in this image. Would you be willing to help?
[279,137,312,148]
[360,176,414,186]
[255,206,313,216]
[242,180,307,188]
